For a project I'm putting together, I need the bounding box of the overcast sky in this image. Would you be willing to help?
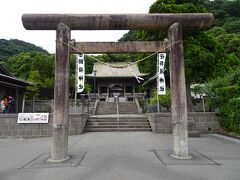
[0,0,156,53]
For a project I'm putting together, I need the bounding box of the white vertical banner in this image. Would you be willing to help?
[77,54,85,93]
[158,53,166,95]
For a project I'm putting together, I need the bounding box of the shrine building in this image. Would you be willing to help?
[86,62,147,101]
[0,64,32,113]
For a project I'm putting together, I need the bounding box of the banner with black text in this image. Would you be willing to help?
[157,53,166,95]
[77,54,85,93]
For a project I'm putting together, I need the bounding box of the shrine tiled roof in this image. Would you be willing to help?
[86,62,148,78]
[0,64,32,88]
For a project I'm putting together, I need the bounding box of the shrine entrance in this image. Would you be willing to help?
[109,84,124,97]
[22,13,213,162]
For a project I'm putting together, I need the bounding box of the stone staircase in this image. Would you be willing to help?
[85,115,151,132]
[96,102,116,115]
[119,102,139,114]
[85,101,151,132]
[96,101,139,115]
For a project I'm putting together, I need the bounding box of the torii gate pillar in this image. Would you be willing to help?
[48,23,71,162]
[168,23,191,159]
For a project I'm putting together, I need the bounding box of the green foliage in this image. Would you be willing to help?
[84,83,92,93]
[184,33,219,83]
[203,0,240,17]
[136,85,146,93]
[204,68,240,133]
[0,39,48,62]
[27,70,42,95]
[203,0,240,29]
[150,2,206,13]
[204,77,230,109]
[223,20,240,33]
[220,98,240,133]
[150,89,171,111]
[216,33,240,57]
[207,27,226,37]
[226,53,240,68]
[3,52,55,98]
[5,52,54,80]
[229,68,240,85]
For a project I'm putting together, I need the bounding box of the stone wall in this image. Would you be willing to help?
[0,114,88,138]
[147,112,220,134]
[23,100,94,114]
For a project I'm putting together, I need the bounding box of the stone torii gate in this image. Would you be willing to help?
[22,13,213,162]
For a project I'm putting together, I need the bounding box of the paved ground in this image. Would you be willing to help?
[0,132,240,180]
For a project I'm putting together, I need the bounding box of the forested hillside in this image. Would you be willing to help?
[0,40,94,99]
[0,39,48,62]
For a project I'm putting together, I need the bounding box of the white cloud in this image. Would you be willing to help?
[0,0,156,53]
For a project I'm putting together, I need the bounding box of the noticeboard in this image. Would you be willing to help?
[17,113,49,124]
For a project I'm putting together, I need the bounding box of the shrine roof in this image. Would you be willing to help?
[86,62,148,78]
[0,64,33,88]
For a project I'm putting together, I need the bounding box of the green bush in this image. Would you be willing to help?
[204,70,240,134]
[204,77,230,109]
[220,98,240,133]
[150,89,171,111]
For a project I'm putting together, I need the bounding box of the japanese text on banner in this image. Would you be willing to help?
[77,54,85,93]
[158,53,166,95]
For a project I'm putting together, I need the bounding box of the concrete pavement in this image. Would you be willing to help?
[0,132,240,180]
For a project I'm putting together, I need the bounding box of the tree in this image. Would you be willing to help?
[0,39,48,62]
[204,68,240,133]
[120,0,225,111]
[4,52,55,98]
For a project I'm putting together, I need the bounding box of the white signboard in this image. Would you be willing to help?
[77,54,85,93]
[18,113,49,124]
[158,53,166,95]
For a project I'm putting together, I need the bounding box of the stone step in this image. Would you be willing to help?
[97,108,138,112]
[85,128,152,132]
[87,119,149,123]
[88,118,148,122]
[96,111,139,115]
[118,111,138,114]
[87,122,150,125]
[85,114,151,132]
[188,130,200,137]
[118,107,138,110]
[86,125,151,128]
[96,101,139,115]
[96,111,117,115]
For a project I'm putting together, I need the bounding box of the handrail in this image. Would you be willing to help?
[92,99,99,115]
[115,95,119,133]
[135,97,142,114]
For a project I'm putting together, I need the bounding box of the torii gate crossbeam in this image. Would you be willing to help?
[22,13,213,162]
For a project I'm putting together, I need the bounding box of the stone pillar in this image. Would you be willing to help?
[168,23,191,159]
[49,23,71,162]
